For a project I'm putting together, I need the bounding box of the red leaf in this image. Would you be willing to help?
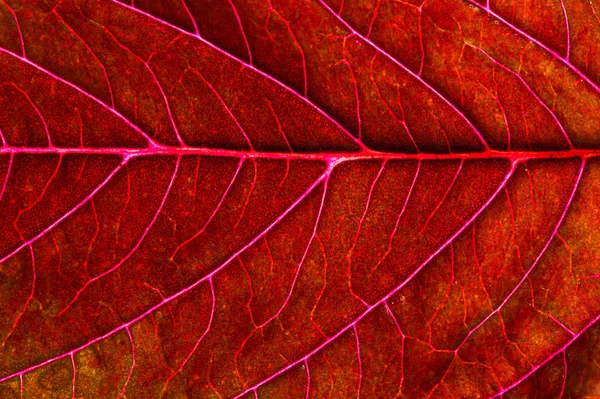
[0,0,599,397]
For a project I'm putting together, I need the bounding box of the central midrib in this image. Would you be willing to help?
[1,146,599,162]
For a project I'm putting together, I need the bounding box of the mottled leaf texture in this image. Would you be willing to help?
[1,0,600,398]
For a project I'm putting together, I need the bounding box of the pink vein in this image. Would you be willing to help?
[266,100,294,152]
[418,159,464,235]
[54,9,116,109]
[0,147,599,162]
[559,0,571,60]
[354,325,363,399]
[0,49,158,147]
[452,160,584,358]
[180,0,199,35]
[273,4,308,97]
[170,159,244,261]
[116,327,135,399]
[467,0,600,95]
[108,0,368,152]
[366,0,381,39]
[341,37,362,140]
[0,152,12,201]
[187,67,254,151]
[592,0,600,25]
[56,156,181,317]
[470,45,573,149]
[226,0,252,64]
[315,0,492,151]
[385,301,405,394]
[483,160,586,397]
[369,57,419,152]
[559,351,567,398]
[8,82,52,147]
[348,160,386,305]
[493,312,600,398]
[304,360,310,399]
[0,162,334,384]
[0,157,130,265]
[370,160,420,279]
[70,353,76,399]
[230,160,517,399]
[98,24,184,146]
[3,0,25,57]
[161,278,215,396]
[253,166,328,329]
[2,245,36,346]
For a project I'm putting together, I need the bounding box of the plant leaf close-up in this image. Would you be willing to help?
[1,0,600,397]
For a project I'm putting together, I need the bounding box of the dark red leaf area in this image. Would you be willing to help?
[0,0,359,152]
[0,55,147,148]
[0,154,598,398]
[506,321,600,398]
[110,0,600,151]
[0,0,600,398]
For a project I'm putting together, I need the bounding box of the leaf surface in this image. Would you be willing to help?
[0,0,600,397]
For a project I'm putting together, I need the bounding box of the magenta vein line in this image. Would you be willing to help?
[226,0,252,64]
[0,157,129,265]
[54,10,116,109]
[187,67,255,151]
[56,157,181,317]
[385,301,405,393]
[469,45,573,149]
[0,146,599,161]
[0,49,158,147]
[3,0,26,57]
[418,159,463,235]
[230,160,518,399]
[0,163,334,384]
[170,159,244,261]
[1,245,36,346]
[304,360,310,399]
[149,62,185,146]
[107,0,368,152]
[592,0,600,25]
[370,161,420,282]
[453,162,584,356]
[347,160,386,306]
[466,0,600,95]
[116,327,135,399]
[559,0,571,60]
[354,325,363,399]
[161,279,215,395]
[493,311,600,398]
[486,160,586,397]
[95,22,183,146]
[254,169,328,329]
[70,352,76,399]
[314,0,492,151]
[559,351,568,398]
[8,82,53,147]
[180,0,199,36]
[0,152,13,201]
